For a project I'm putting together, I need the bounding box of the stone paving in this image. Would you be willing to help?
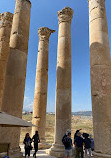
[20,145,56,158]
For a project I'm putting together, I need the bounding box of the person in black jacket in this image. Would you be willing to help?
[32,131,40,158]
[74,132,84,158]
[83,133,91,158]
[62,130,72,158]
[74,129,82,140]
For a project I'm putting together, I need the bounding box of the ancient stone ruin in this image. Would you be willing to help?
[47,7,73,158]
[32,27,55,145]
[0,0,31,157]
[0,0,111,158]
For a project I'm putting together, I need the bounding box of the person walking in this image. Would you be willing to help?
[23,133,32,158]
[62,130,72,158]
[32,131,40,158]
[74,132,84,158]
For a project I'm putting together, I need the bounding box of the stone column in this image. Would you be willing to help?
[32,27,55,145]
[0,0,31,157]
[0,12,13,110]
[89,0,111,158]
[47,7,73,158]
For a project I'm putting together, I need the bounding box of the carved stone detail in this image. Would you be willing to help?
[57,7,73,24]
[38,27,55,41]
[0,12,13,27]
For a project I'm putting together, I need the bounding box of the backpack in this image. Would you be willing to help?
[62,134,70,148]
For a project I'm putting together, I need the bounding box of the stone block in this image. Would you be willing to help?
[90,65,111,96]
[6,48,27,78]
[58,22,71,38]
[56,67,71,89]
[57,37,71,59]
[90,41,110,66]
[34,70,48,93]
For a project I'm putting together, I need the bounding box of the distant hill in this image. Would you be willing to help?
[23,111,92,116]
[46,111,92,116]
[72,111,92,116]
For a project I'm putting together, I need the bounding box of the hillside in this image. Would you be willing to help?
[72,111,92,116]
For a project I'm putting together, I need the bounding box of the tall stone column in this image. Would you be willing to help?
[47,7,73,158]
[89,0,111,158]
[0,12,13,110]
[0,0,31,157]
[32,27,55,144]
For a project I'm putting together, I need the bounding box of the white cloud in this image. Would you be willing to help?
[23,96,33,112]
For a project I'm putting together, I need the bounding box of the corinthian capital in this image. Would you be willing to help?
[0,12,13,27]
[58,7,73,24]
[38,27,55,41]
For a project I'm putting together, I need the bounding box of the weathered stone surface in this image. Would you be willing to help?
[32,27,55,143]
[48,7,73,158]
[57,37,71,59]
[0,0,31,157]
[91,65,111,96]
[90,42,110,67]
[89,0,111,157]
[0,12,13,110]
[34,71,48,93]
[10,0,31,53]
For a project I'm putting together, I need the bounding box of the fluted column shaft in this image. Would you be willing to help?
[48,7,73,158]
[32,27,55,141]
[0,0,31,154]
[89,0,111,157]
[0,12,13,110]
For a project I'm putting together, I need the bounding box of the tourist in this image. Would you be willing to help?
[32,131,40,158]
[89,134,94,151]
[62,130,72,158]
[74,132,84,158]
[23,133,32,158]
[83,133,91,158]
[74,129,82,141]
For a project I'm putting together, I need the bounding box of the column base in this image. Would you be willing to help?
[93,151,111,158]
[9,147,23,158]
[46,143,65,158]
[38,140,51,149]
[0,146,22,158]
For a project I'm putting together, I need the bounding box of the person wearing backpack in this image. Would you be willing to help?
[62,131,72,158]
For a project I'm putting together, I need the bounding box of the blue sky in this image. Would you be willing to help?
[1,0,111,112]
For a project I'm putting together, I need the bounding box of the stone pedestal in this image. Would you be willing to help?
[47,7,73,158]
[32,27,55,145]
[0,0,31,157]
[0,12,13,110]
[89,0,111,158]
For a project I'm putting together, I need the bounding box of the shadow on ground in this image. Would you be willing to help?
[20,145,56,158]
